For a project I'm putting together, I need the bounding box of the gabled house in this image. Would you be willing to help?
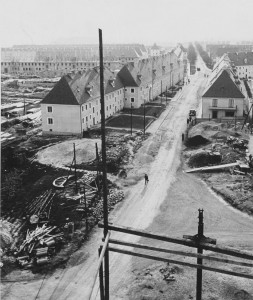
[202,69,245,119]
[41,67,124,135]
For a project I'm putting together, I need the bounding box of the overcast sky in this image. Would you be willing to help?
[0,0,253,47]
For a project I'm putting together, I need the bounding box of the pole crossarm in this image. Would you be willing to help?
[88,232,110,300]
[108,246,253,280]
[106,239,253,268]
[98,223,253,260]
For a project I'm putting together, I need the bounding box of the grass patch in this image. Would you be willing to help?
[106,114,154,130]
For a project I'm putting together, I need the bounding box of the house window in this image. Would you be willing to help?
[225,111,235,117]
[86,116,88,122]
[90,115,91,119]
[125,88,127,91]
[131,98,135,102]
[48,118,53,124]
[89,103,91,108]
[47,106,52,113]
[228,99,234,108]
[82,106,84,111]
[212,99,218,107]
[125,98,127,101]
[131,88,135,93]
[93,107,95,113]
[86,105,88,110]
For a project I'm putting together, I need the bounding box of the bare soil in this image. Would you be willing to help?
[2,64,253,300]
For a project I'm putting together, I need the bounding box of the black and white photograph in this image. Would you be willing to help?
[1,0,253,299]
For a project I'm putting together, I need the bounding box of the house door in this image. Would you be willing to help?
[212,111,218,119]
[93,117,96,125]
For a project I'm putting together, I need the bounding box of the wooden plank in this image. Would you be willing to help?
[98,223,253,260]
[186,162,239,173]
[88,232,110,300]
[109,247,253,280]
[108,239,253,268]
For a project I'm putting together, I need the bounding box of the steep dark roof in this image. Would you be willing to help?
[117,65,139,87]
[41,76,79,105]
[228,52,253,66]
[41,67,124,105]
[203,70,245,98]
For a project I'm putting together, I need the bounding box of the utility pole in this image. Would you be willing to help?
[73,143,78,194]
[83,181,88,236]
[166,86,167,105]
[196,209,204,300]
[130,103,133,135]
[161,80,162,104]
[183,210,216,300]
[143,98,146,135]
[99,28,109,300]
[151,57,154,101]
[96,142,101,198]
[251,102,253,134]
[23,98,26,115]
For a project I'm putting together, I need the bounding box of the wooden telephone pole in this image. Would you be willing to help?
[99,28,109,300]
[183,209,216,300]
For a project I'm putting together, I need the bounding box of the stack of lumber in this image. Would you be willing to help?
[16,224,63,268]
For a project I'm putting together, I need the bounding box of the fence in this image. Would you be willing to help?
[89,210,253,300]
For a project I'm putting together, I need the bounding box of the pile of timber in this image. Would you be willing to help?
[16,224,63,268]
[25,189,55,220]
[186,162,239,173]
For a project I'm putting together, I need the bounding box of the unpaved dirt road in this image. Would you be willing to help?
[2,65,253,300]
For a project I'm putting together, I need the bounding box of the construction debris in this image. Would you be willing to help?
[14,224,63,268]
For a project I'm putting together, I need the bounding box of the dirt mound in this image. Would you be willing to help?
[35,138,101,168]
[188,150,210,167]
[187,121,233,146]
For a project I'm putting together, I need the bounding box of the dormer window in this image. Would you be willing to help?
[85,84,93,96]
[152,69,156,75]
[109,78,116,88]
[137,74,142,81]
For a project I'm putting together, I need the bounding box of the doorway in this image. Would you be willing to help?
[212,111,218,119]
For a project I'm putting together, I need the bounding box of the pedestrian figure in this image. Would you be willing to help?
[144,174,149,185]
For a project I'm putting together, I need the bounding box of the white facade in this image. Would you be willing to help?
[236,65,253,79]
[202,97,244,119]
[41,104,81,135]
[41,88,125,135]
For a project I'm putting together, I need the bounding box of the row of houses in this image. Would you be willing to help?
[227,52,253,79]
[1,44,149,76]
[41,47,187,135]
[202,54,252,119]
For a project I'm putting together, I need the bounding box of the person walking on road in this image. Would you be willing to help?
[144,174,149,185]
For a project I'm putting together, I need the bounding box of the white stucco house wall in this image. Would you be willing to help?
[202,69,245,119]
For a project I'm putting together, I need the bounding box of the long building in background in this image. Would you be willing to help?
[1,44,148,76]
